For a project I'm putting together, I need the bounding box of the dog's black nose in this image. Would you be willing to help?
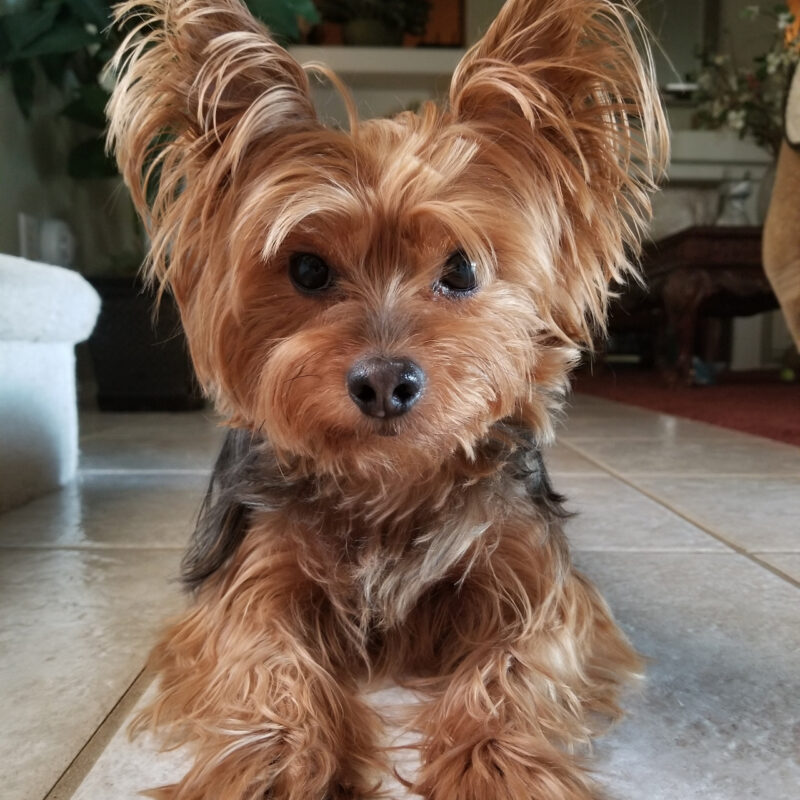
[347,357,425,419]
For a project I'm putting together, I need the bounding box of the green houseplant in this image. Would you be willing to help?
[0,0,320,410]
[316,0,431,46]
[0,0,320,180]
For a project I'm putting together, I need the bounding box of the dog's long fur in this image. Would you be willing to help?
[108,1,667,797]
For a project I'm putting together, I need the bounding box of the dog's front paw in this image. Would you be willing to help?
[415,735,598,800]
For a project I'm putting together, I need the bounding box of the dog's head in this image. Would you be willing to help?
[108,0,666,479]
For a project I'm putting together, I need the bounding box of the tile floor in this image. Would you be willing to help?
[1,396,798,800]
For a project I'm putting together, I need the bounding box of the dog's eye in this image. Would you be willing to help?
[289,252,333,294]
[436,251,478,296]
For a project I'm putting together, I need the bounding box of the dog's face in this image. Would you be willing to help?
[109,0,666,477]
[181,114,582,475]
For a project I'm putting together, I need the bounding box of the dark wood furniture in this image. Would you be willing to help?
[609,226,778,382]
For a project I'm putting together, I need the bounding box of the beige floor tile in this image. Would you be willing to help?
[541,442,604,475]
[68,684,191,800]
[79,414,225,472]
[558,407,747,442]
[565,436,800,476]
[575,552,800,800]
[753,553,800,583]
[557,476,726,552]
[565,395,660,418]
[0,549,184,800]
[0,472,207,550]
[68,552,800,800]
[79,411,221,441]
[633,476,800,552]
[5,406,798,800]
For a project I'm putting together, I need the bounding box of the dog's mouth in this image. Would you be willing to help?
[374,420,400,438]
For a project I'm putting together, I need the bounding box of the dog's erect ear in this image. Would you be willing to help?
[107,0,317,287]
[450,0,668,342]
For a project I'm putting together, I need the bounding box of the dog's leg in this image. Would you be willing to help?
[407,530,642,800]
[135,530,383,800]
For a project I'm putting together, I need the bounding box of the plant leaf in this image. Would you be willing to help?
[62,83,109,128]
[64,0,111,29]
[245,0,319,43]
[39,52,72,87]
[1,1,62,53]
[68,136,118,179]
[246,0,297,41]
[0,26,10,67]
[286,0,321,24]
[6,22,98,60]
[9,60,36,118]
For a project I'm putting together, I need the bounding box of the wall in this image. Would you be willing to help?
[0,73,64,257]
[0,73,140,274]
[719,0,783,66]
[466,0,504,41]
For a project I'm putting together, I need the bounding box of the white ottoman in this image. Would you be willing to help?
[0,255,100,511]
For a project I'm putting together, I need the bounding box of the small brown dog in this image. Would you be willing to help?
[108,1,666,797]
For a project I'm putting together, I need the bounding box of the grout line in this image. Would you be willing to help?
[549,470,800,481]
[560,440,800,591]
[573,547,731,553]
[43,668,155,800]
[0,544,186,552]
[77,431,127,443]
[553,469,800,480]
[79,468,212,476]
[548,471,608,478]
[558,435,796,446]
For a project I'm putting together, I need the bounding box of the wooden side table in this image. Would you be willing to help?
[641,226,778,381]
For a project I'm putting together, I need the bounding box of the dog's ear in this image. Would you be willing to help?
[107,0,317,293]
[450,0,667,342]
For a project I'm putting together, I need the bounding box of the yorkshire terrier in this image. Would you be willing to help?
[107,0,666,797]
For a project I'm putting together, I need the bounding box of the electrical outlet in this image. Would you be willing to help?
[17,213,76,266]
[18,213,41,260]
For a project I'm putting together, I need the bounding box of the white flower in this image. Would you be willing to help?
[778,12,793,31]
[766,51,783,74]
[727,109,747,131]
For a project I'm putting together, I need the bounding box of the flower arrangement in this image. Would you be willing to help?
[694,4,800,158]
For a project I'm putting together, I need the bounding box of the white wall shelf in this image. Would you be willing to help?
[668,130,772,183]
[289,46,465,78]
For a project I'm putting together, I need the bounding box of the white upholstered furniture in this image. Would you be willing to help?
[0,254,100,511]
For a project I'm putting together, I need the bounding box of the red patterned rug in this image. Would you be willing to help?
[574,369,800,448]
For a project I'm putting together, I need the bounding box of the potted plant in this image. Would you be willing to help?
[693,4,800,159]
[316,0,431,46]
[693,4,800,222]
[0,0,319,410]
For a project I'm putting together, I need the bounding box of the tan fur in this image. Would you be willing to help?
[107,0,667,797]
